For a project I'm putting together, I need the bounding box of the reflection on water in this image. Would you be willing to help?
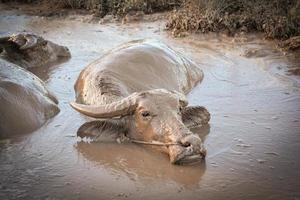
[75,124,210,187]
[28,56,71,81]
[76,142,206,187]
[0,5,300,200]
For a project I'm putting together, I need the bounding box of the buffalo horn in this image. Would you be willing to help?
[20,34,38,50]
[70,93,138,118]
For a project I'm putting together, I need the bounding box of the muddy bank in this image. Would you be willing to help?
[2,1,299,42]
[0,4,300,200]
[2,1,300,52]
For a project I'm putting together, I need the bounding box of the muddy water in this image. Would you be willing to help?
[1,7,300,200]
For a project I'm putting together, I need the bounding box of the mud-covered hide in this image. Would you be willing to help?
[0,33,71,69]
[74,39,203,105]
[0,60,60,138]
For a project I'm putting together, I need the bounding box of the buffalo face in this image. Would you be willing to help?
[71,89,210,164]
[0,33,71,68]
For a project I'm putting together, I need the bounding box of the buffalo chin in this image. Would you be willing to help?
[173,154,204,165]
[168,145,206,165]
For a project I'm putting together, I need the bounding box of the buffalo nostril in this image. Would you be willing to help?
[180,141,191,147]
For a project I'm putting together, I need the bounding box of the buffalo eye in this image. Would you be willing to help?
[178,106,183,115]
[41,41,48,46]
[141,111,151,118]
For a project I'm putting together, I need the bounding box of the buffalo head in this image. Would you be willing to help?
[0,33,71,68]
[70,89,210,164]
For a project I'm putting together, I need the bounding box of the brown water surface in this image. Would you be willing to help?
[0,6,300,200]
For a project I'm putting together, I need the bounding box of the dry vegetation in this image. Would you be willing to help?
[1,0,300,47]
[48,0,182,17]
[166,0,300,40]
[0,0,182,16]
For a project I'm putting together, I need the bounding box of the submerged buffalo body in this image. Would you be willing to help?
[0,60,59,137]
[71,40,210,164]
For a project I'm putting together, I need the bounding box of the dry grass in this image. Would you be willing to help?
[166,0,300,40]
[0,0,182,17]
[51,0,182,17]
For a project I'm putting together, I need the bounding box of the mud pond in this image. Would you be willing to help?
[0,5,300,200]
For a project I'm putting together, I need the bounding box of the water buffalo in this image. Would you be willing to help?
[0,33,71,69]
[0,59,59,138]
[71,40,210,164]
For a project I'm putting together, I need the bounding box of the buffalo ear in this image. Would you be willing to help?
[181,106,210,129]
[77,119,127,142]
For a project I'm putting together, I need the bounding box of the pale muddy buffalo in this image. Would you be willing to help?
[0,59,59,137]
[71,40,210,164]
[0,33,71,69]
